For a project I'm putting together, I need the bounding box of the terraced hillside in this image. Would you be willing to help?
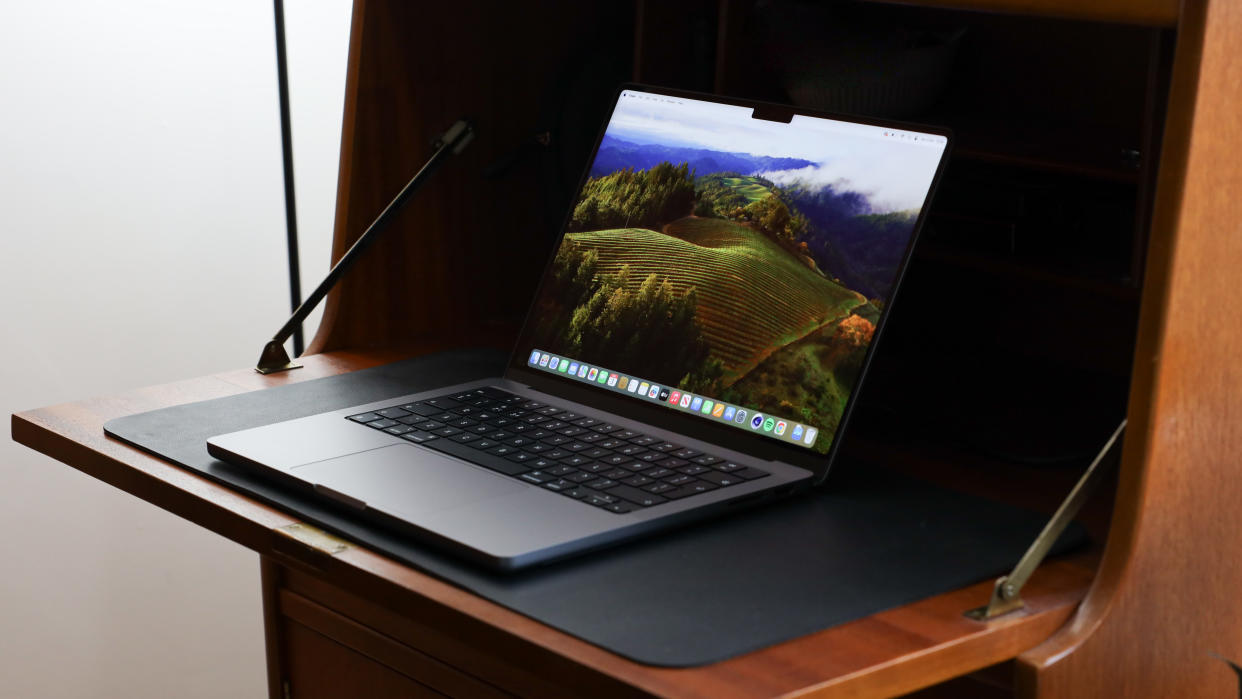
[566,217,866,383]
[717,176,771,203]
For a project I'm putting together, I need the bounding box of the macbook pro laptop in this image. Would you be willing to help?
[208,85,951,570]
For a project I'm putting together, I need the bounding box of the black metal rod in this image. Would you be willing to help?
[267,121,473,347]
[273,0,304,356]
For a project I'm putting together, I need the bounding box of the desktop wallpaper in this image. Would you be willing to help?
[528,91,946,453]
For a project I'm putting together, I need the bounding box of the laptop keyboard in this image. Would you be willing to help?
[345,386,769,514]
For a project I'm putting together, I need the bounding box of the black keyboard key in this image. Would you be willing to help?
[622,475,653,487]
[577,432,606,444]
[691,454,723,466]
[410,420,444,431]
[543,449,571,460]
[590,423,622,434]
[519,470,551,484]
[396,414,428,425]
[525,443,551,453]
[596,438,626,450]
[679,464,711,476]
[582,447,611,459]
[558,426,587,437]
[557,412,583,422]
[525,429,553,440]
[422,434,530,475]
[505,436,536,448]
[542,479,576,492]
[430,412,458,423]
[520,401,545,410]
[376,407,410,419]
[384,425,414,436]
[643,482,675,494]
[563,487,589,499]
[545,464,577,476]
[448,418,478,428]
[487,445,518,457]
[617,445,648,457]
[734,467,770,480]
[637,452,669,463]
[540,420,568,431]
[470,439,499,451]
[432,426,462,437]
[562,442,591,452]
[641,466,675,479]
[530,457,559,470]
[399,430,439,444]
[367,418,397,430]
[405,403,448,417]
[698,471,745,487]
[585,492,618,506]
[505,452,535,463]
[662,485,700,500]
[580,462,611,473]
[449,432,479,443]
[559,455,591,467]
[664,474,695,486]
[423,397,462,410]
[659,457,689,469]
[650,442,680,452]
[600,468,630,480]
[467,424,493,435]
[628,435,658,446]
[714,462,744,472]
[347,412,382,423]
[672,447,702,459]
[536,406,563,415]
[604,502,634,514]
[566,472,594,483]
[541,434,571,446]
[585,478,618,490]
[573,417,601,427]
[608,484,668,507]
[524,414,550,424]
[615,430,640,439]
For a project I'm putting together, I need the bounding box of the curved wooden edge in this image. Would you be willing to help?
[1017,0,1242,695]
[10,347,1100,698]
[305,0,367,357]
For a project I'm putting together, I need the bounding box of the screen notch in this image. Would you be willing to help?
[750,105,794,123]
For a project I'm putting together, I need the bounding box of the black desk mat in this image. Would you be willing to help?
[105,349,1085,667]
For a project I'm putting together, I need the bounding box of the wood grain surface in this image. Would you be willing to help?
[1016,0,1242,695]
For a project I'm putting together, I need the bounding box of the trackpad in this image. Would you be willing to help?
[292,444,526,517]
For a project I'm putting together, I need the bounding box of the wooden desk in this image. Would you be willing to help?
[14,0,1242,695]
[12,348,1098,698]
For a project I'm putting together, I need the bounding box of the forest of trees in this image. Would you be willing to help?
[569,162,697,232]
[538,241,720,388]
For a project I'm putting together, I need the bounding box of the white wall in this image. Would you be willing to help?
[0,2,351,697]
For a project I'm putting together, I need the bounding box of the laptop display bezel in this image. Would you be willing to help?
[503,83,953,483]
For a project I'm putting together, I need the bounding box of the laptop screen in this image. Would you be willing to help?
[516,87,948,457]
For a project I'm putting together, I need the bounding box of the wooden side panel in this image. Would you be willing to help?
[1018,0,1242,694]
[308,0,622,354]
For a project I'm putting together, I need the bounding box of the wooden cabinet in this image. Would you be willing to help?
[14,0,1242,696]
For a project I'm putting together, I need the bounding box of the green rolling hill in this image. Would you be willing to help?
[566,217,865,384]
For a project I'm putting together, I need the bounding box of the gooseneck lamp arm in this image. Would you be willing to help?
[255,120,475,374]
